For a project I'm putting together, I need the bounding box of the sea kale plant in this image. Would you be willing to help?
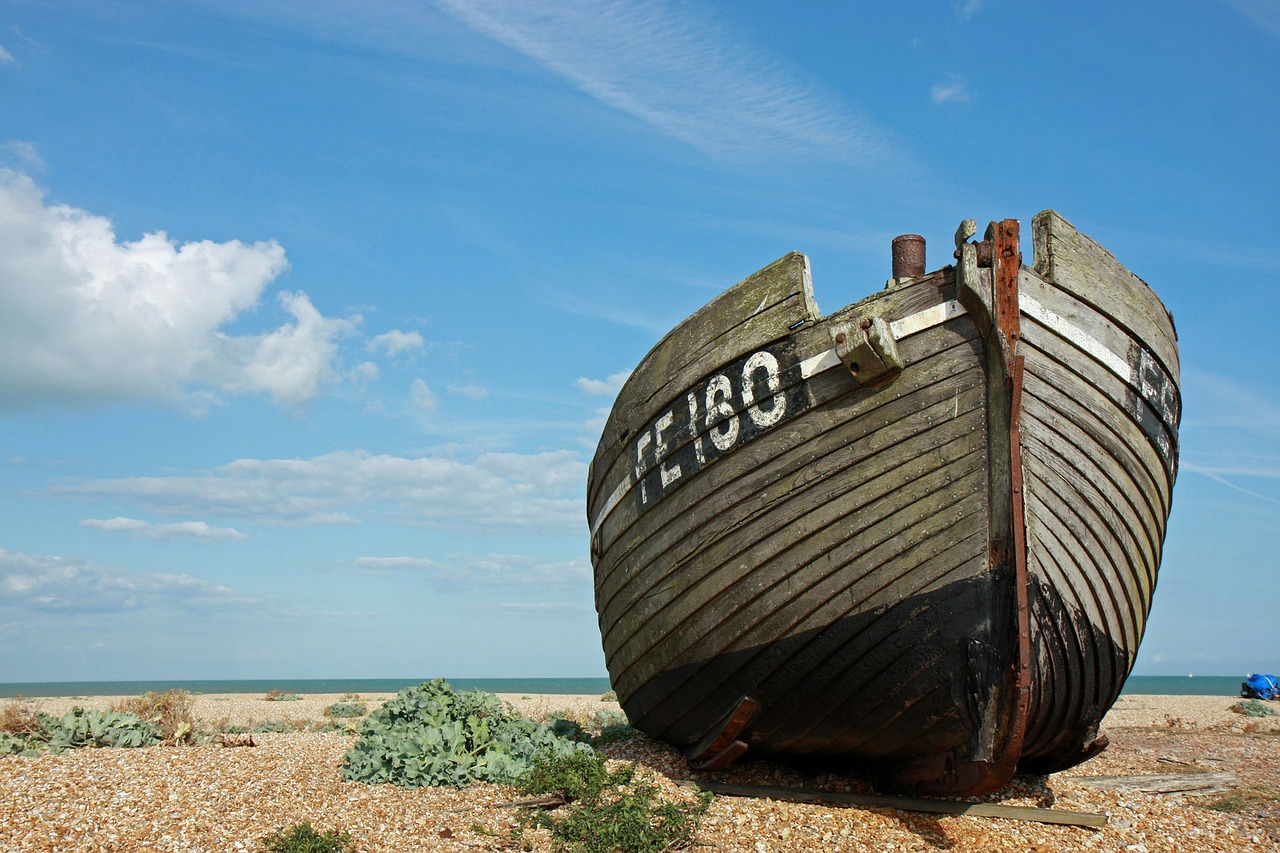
[1,707,161,756]
[340,679,590,788]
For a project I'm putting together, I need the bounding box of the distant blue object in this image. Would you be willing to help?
[1241,673,1279,700]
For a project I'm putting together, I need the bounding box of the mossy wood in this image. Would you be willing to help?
[587,211,1180,796]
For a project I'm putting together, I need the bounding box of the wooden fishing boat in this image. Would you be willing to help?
[586,211,1179,796]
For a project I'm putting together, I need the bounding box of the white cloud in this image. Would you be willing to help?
[575,370,630,397]
[447,383,489,401]
[2,141,44,172]
[931,72,971,104]
[1225,0,1280,37]
[0,44,15,65]
[352,361,380,382]
[410,378,439,411]
[0,548,256,613]
[81,516,248,540]
[51,448,588,532]
[955,0,983,21]
[369,329,425,357]
[0,170,355,411]
[354,553,588,589]
[434,0,894,164]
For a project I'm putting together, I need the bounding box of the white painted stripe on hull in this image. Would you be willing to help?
[799,349,840,378]
[889,299,968,339]
[592,473,634,539]
[1019,294,1134,385]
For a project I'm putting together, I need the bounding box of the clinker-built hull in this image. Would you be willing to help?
[586,211,1179,795]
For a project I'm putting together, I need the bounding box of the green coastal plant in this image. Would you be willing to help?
[260,822,355,853]
[1232,699,1279,718]
[0,708,162,755]
[340,679,589,788]
[324,701,367,718]
[113,690,197,744]
[264,689,302,702]
[516,750,712,853]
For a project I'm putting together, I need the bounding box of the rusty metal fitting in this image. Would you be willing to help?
[891,234,926,278]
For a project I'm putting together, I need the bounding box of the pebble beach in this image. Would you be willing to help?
[1,690,1276,851]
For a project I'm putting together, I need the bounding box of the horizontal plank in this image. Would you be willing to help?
[1074,772,1238,796]
[691,781,1109,828]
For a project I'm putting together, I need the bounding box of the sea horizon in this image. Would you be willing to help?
[0,674,1256,699]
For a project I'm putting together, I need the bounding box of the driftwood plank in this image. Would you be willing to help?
[691,781,1108,828]
[1073,772,1238,797]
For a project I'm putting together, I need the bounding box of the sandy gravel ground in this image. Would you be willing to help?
[1,690,1276,852]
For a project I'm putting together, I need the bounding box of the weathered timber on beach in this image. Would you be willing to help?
[692,781,1109,828]
[587,211,1180,796]
[1074,772,1238,797]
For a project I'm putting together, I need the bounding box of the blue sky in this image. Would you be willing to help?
[0,0,1276,681]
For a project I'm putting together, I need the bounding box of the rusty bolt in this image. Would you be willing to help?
[835,332,846,344]
[860,318,872,330]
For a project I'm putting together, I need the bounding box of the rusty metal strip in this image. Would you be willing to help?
[988,220,1032,785]
[686,695,759,771]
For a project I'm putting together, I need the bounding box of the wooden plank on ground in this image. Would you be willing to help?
[1073,772,1238,797]
[690,781,1108,828]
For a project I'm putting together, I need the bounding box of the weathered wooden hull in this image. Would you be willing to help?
[586,211,1179,795]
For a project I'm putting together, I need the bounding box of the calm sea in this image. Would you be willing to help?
[0,678,613,699]
[0,675,1250,699]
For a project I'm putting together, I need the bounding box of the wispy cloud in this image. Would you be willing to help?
[353,553,589,589]
[1176,367,1280,503]
[433,0,896,164]
[50,448,587,532]
[447,382,489,401]
[1224,0,1280,37]
[0,44,15,66]
[410,378,440,412]
[0,549,257,613]
[1181,463,1280,503]
[931,72,971,104]
[575,370,630,397]
[491,601,594,616]
[81,516,248,540]
[2,140,44,172]
[955,0,984,21]
[369,329,425,357]
[1183,367,1280,437]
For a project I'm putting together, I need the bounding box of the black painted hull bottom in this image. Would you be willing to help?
[615,574,1125,791]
